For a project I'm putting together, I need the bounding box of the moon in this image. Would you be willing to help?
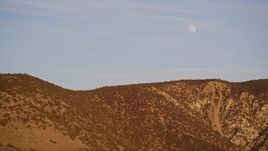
[187,25,197,33]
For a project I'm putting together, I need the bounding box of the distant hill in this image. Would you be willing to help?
[0,74,267,151]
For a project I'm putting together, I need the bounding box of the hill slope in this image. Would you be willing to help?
[0,74,267,151]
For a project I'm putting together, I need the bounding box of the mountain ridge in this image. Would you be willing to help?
[2,73,268,91]
[0,73,267,151]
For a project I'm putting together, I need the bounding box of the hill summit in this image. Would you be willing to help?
[0,74,267,151]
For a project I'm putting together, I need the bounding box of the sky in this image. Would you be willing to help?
[0,0,268,89]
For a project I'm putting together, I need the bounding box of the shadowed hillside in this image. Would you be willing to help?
[0,74,267,151]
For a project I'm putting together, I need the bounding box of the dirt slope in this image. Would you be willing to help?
[0,74,267,151]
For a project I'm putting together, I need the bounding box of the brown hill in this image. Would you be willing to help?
[0,74,267,151]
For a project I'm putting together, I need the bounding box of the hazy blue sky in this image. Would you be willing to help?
[0,0,268,89]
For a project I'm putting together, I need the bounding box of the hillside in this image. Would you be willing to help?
[0,74,267,151]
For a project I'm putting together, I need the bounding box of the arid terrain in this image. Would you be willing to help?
[0,73,267,151]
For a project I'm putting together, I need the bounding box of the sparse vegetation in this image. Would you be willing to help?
[0,74,267,151]
[0,118,9,126]
[50,139,57,144]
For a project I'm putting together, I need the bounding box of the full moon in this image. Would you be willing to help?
[187,25,197,33]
